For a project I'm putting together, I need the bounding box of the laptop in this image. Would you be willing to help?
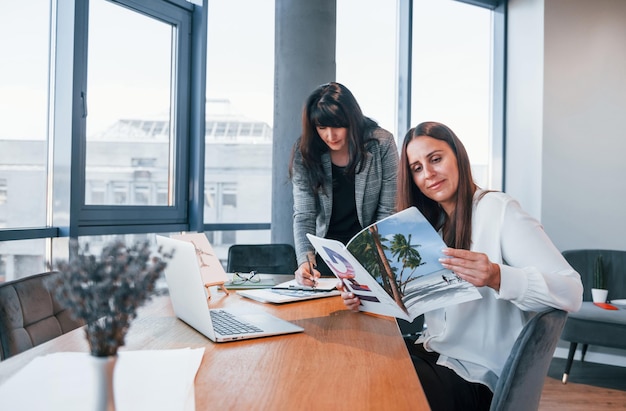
[156,235,304,342]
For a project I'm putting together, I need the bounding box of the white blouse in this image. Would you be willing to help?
[417,190,583,391]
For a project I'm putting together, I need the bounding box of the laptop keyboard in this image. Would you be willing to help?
[210,309,263,335]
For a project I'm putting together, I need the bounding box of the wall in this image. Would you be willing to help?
[542,0,626,251]
[508,0,626,251]
[507,0,626,366]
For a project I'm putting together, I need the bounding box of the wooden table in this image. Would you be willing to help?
[0,282,430,410]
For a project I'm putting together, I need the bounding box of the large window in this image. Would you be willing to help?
[0,0,202,281]
[411,0,493,189]
[338,0,499,190]
[204,0,275,256]
[77,0,192,227]
[0,1,51,281]
[0,0,503,281]
[337,0,397,137]
[0,1,50,229]
[85,0,174,207]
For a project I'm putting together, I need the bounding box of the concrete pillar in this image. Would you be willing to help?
[271,0,336,245]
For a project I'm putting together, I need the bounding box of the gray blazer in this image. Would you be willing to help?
[291,128,399,267]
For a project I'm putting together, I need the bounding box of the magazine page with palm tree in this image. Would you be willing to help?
[306,207,481,321]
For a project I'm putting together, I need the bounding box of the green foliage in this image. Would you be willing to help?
[49,239,172,357]
[348,229,387,280]
[389,233,425,293]
[347,229,425,303]
[593,254,606,290]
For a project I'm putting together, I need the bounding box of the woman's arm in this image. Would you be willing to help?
[439,194,583,313]
[497,198,583,312]
[372,129,399,220]
[291,150,320,267]
[377,133,399,220]
[337,280,361,311]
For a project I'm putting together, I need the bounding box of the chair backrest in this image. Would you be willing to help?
[489,309,568,411]
[0,271,84,360]
[562,249,626,301]
[226,244,298,274]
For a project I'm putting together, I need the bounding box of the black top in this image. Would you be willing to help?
[326,164,362,245]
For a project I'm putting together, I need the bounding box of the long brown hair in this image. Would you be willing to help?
[288,82,378,193]
[396,121,477,249]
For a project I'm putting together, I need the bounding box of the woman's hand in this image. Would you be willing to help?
[337,281,361,311]
[439,248,501,291]
[294,260,320,287]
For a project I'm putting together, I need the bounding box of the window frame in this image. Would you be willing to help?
[396,0,505,191]
[72,0,194,234]
[0,0,505,246]
[6,0,207,241]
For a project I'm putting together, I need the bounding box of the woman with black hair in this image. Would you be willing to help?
[289,82,398,284]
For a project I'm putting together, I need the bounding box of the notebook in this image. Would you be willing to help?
[237,278,341,304]
[156,235,304,342]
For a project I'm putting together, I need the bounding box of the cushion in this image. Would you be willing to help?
[567,301,626,325]
[0,272,83,360]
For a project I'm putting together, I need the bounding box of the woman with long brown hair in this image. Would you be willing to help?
[340,121,583,410]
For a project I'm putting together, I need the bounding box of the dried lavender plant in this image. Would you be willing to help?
[50,239,173,357]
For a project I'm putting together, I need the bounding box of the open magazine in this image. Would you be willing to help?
[306,207,482,322]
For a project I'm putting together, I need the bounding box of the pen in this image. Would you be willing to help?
[307,253,317,288]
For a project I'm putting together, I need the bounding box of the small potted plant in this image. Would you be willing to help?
[591,254,608,303]
[49,239,172,411]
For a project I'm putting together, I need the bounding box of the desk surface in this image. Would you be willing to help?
[0,277,430,410]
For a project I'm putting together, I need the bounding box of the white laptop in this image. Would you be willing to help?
[156,235,304,342]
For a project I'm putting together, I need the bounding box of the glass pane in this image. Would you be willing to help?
[0,239,47,283]
[85,0,174,205]
[205,230,271,270]
[71,232,272,274]
[337,0,397,137]
[411,0,492,188]
[51,234,167,288]
[205,0,274,259]
[73,233,154,254]
[0,1,50,229]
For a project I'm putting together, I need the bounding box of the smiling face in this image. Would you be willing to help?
[406,135,459,216]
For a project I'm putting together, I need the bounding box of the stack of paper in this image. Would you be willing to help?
[237,278,341,303]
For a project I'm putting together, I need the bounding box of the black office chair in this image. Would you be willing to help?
[0,271,84,360]
[489,309,568,411]
[226,244,298,274]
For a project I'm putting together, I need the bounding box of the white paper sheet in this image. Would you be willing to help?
[0,348,205,411]
[237,277,341,304]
